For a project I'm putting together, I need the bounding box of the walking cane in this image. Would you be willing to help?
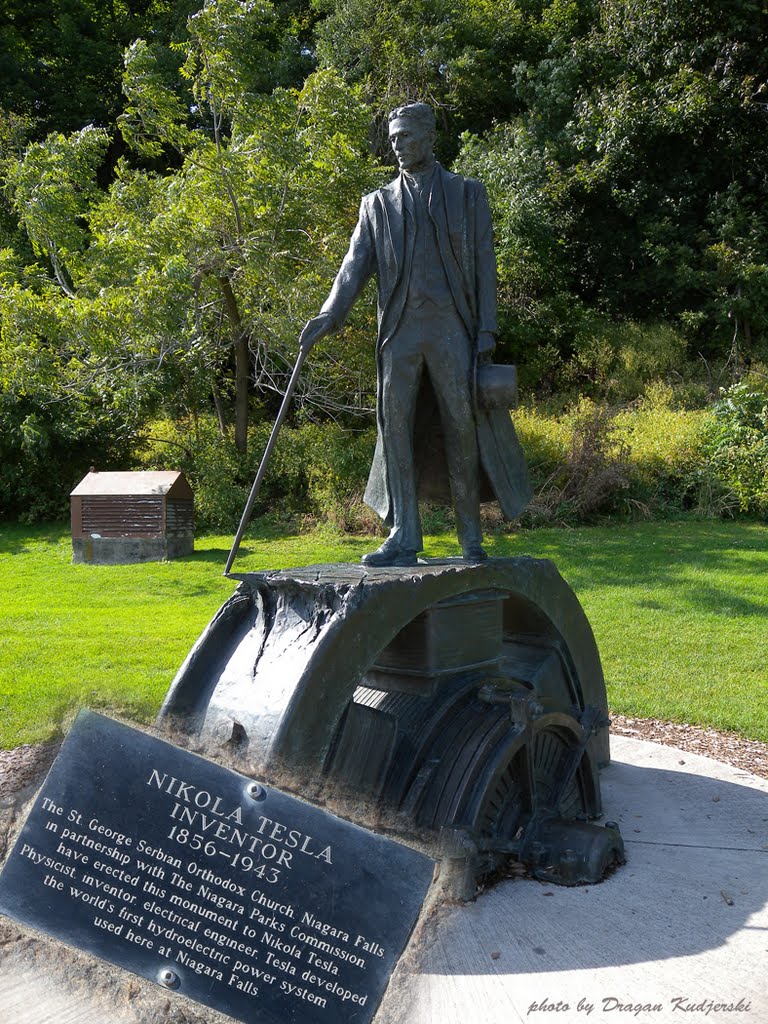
[224,343,311,576]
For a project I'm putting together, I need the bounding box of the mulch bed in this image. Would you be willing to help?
[610,714,768,779]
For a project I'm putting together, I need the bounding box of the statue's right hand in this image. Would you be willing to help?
[299,313,335,353]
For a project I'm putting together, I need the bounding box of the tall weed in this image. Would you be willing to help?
[520,400,631,525]
[515,386,730,524]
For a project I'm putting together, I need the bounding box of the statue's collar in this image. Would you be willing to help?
[401,160,438,193]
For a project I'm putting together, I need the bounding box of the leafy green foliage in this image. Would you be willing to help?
[443,0,768,384]
[0,237,141,521]
[521,0,768,362]
[127,388,760,533]
[313,0,596,159]
[115,38,384,446]
[514,388,727,524]
[1,36,382,514]
[0,390,136,523]
[0,0,198,140]
[4,126,111,295]
[705,379,768,515]
[2,0,768,526]
[135,414,377,529]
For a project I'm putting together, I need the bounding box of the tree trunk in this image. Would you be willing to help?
[211,383,229,437]
[218,276,250,454]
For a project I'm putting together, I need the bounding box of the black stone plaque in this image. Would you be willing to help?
[0,710,434,1024]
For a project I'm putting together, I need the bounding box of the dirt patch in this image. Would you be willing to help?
[0,742,60,800]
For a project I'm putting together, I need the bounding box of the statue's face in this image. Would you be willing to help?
[388,117,434,172]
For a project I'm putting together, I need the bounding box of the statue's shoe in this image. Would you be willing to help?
[361,542,418,567]
[461,544,488,562]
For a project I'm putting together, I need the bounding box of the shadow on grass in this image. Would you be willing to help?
[0,523,69,555]
[176,546,251,565]
[495,521,767,619]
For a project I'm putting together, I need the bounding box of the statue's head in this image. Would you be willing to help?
[387,103,436,173]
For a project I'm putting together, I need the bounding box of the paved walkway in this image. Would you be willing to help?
[1,736,766,1024]
[381,735,768,1024]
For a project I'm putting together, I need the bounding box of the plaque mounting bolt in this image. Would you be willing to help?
[246,781,265,800]
[158,968,180,989]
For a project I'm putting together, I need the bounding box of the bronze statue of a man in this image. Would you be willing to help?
[300,102,530,566]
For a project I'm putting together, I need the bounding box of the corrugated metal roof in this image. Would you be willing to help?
[71,471,186,497]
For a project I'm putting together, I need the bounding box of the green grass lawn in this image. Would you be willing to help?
[0,520,766,748]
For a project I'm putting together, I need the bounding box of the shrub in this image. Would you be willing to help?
[0,390,136,523]
[561,320,691,404]
[613,383,723,516]
[299,422,378,532]
[703,378,768,516]
[513,405,570,479]
[513,387,728,524]
[135,416,377,531]
[135,417,303,530]
[132,380,768,534]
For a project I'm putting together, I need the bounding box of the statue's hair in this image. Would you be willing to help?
[387,103,436,131]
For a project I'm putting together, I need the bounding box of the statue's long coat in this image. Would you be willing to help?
[321,164,531,524]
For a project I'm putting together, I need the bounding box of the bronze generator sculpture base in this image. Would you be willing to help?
[158,557,624,893]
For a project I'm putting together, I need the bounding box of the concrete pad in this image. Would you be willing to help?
[1,737,766,1024]
[0,967,121,1024]
[383,736,768,1024]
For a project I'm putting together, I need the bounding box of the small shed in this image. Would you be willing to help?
[70,470,194,564]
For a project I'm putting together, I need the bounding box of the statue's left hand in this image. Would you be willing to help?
[477,331,496,356]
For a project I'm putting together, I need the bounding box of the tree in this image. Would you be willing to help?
[0,0,384,520]
[451,0,768,392]
[313,0,598,159]
[4,0,768,523]
[114,0,382,447]
[2,54,382,490]
[0,0,198,139]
